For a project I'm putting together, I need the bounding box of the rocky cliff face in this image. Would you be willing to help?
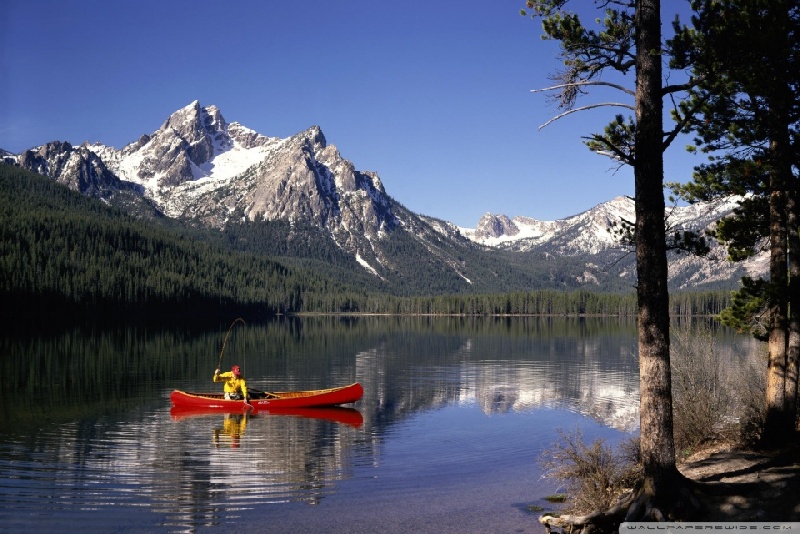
[234,125,397,244]
[17,141,121,198]
[81,102,399,260]
[472,213,519,240]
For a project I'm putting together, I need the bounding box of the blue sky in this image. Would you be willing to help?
[1,0,699,227]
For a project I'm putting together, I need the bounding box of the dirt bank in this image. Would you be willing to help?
[678,441,800,520]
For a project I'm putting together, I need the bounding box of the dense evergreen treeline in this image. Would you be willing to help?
[0,164,732,323]
[0,165,362,321]
[314,288,730,317]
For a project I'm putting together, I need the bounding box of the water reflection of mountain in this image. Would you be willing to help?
[354,319,641,433]
[468,359,640,431]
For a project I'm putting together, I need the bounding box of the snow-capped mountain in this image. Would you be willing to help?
[456,195,767,290]
[13,101,405,278]
[86,101,397,241]
[4,100,765,291]
[461,195,731,252]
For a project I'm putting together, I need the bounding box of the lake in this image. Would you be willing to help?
[0,317,751,533]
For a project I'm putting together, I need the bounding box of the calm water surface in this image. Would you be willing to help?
[0,317,750,533]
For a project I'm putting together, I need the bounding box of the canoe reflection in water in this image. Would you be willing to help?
[170,404,364,428]
[170,382,364,434]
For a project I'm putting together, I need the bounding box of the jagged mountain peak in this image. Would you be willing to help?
[85,101,284,192]
[453,193,764,290]
[161,100,225,134]
[285,125,327,155]
[463,196,635,250]
[15,140,121,198]
[155,101,230,170]
[474,213,519,239]
[158,101,221,146]
[92,102,400,264]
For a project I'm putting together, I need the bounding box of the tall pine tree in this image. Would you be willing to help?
[671,0,800,445]
[523,0,703,523]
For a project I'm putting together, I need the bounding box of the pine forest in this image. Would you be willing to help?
[0,164,730,325]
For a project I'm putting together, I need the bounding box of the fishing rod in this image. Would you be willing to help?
[217,317,246,371]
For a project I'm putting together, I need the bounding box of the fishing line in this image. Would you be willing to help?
[218,317,246,371]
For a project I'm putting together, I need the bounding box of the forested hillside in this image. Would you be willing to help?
[1,164,730,324]
[0,164,368,321]
[221,210,637,296]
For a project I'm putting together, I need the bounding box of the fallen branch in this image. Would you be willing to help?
[539,476,705,534]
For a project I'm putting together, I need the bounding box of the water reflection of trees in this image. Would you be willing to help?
[0,317,642,430]
[153,410,357,526]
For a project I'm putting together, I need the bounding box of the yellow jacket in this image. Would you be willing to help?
[213,371,247,398]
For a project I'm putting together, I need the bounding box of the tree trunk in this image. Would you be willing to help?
[634,0,680,493]
[763,7,794,442]
[787,188,799,430]
[765,178,788,443]
[764,123,796,444]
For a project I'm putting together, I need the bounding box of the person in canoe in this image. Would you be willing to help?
[213,364,252,406]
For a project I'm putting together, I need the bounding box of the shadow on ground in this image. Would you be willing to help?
[680,441,800,520]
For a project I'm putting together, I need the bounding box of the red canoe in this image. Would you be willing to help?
[170,382,363,410]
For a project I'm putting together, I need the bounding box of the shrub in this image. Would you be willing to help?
[670,322,765,454]
[539,430,641,515]
[731,347,767,447]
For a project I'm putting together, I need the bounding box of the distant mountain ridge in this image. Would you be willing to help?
[453,196,767,290]
[3,100,764,293]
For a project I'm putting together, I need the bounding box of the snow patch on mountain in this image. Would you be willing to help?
[191,127,281,181]
[356,253,378,275]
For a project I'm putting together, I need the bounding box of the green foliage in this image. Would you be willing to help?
[223,219,359,270]
[713,197,769,261]
[668,229,710,257]
[670,1,800,354]
[0,164,361,321]
[584,114,636,166]
[718,277,770,341]
[523,2,636,108]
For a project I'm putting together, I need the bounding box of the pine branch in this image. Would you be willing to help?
[538,102,635,130]
[531,80,635,97]
[663,92,710,151]
[583,134,634,166]
[661,81,697,95]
